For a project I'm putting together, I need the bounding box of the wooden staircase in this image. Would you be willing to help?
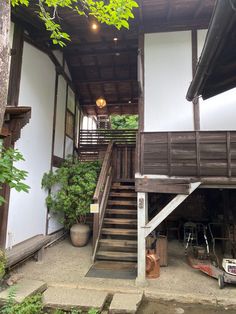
[95,181,137,262]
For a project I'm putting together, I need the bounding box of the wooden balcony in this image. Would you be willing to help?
[137,131,236,187]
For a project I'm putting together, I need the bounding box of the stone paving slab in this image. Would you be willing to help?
[43,286,108,311]
[109,293,143,314]
[0,279,47,304]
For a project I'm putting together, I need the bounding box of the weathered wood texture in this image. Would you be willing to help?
[6,234,51,268]
[113,144,136,180]
[0,0,10,130]
[79,129,137,146]
[139,131,236,178]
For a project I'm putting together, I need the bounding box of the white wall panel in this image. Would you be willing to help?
[52,50,63,66]
[54,76,67,158]
[65,136,73,157]
[6,42,55,247]
[144,31,193,131]
[197,30,236,130]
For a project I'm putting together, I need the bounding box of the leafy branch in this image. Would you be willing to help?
[11,0,139,47]
[0,144,30,206]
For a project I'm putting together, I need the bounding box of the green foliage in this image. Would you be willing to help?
[42,158,100,228]
[0,143,29,206]
[110,115,138,129]
[11,0,138,46]
[0,250,6,280]
[87,308,99,314]
[0,291,43,314]
[0,286,16,314]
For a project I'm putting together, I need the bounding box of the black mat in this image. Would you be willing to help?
[85,261,137,280]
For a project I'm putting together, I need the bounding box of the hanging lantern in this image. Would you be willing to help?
[96,97,107,109]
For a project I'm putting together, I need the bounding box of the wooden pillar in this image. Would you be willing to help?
[136,192,148,286]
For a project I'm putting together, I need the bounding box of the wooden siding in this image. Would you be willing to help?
[139,131,236,177]
[113,144,136,180]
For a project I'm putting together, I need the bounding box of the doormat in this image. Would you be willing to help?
[85,261,137,280]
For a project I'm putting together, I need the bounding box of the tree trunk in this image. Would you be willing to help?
[0,1,10,130]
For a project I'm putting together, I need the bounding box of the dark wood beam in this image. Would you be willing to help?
[194,0,205,19]
[8,24,24,107]
[76,78,137,85]
[143,18,210,33]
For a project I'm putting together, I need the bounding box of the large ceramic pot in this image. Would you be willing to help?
[70,223,90,247]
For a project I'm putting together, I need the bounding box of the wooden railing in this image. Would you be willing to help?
[79,129,137,146]
[139,131,236,178]
[92,142,113,260]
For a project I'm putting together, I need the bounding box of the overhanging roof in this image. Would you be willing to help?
[12,0,215,115]
[186,0,236,101]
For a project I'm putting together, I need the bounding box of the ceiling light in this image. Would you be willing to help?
[91,23,98,30]
[96,97,107,109]
[113,37,118,41]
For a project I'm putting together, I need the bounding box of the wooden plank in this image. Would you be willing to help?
[137,192,148,284]
[99,239,137,248]
[104,218,137,225]
[108,200,137,206]
[102,228,137,236]
[135,178,191,194]
[6,235,50,267]
[144,182,201,238]
[7,24,24,107]
[227,131,232,177]
[106,209,137,215]
[96,251,137,261]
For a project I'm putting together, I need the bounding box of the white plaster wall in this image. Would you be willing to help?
[67,87,75,113]
[10,22,14,48]
[52,50,63,66]
[54,76,67,158]
[65,136,73,157]
[65,61,72,80]
[6,42,55,248]
[197,29,236,130]
[144,31,193,131]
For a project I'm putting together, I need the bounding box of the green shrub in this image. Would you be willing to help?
[42,159,101,228]
[0,292,43,314]
[0,250,6,280]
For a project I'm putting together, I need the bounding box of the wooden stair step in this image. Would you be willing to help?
[102,228,137,236]
[104,218,137,225]
[112,185,135,190]
[99,239,137,248]
[108,200,137,206]
[106,209,137,215]
[96,251,137,262]
[110,192,136,198]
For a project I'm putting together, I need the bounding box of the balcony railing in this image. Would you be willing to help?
[138,131,236,178]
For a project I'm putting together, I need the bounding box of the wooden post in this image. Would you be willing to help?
[136,192,148,286]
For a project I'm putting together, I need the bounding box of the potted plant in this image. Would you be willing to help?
[42,158,100,247]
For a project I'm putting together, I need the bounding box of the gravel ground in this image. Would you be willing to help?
[13,238,236,307]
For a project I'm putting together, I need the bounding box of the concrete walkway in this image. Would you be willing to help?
[12,239,236,308]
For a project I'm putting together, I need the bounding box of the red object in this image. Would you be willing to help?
[146,249,160,279]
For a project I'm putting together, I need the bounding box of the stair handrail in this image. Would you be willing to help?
[92,141,114,260]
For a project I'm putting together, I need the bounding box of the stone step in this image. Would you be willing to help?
[43,287,108,311]
[0,279,47,304]
[110,293,143,314]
